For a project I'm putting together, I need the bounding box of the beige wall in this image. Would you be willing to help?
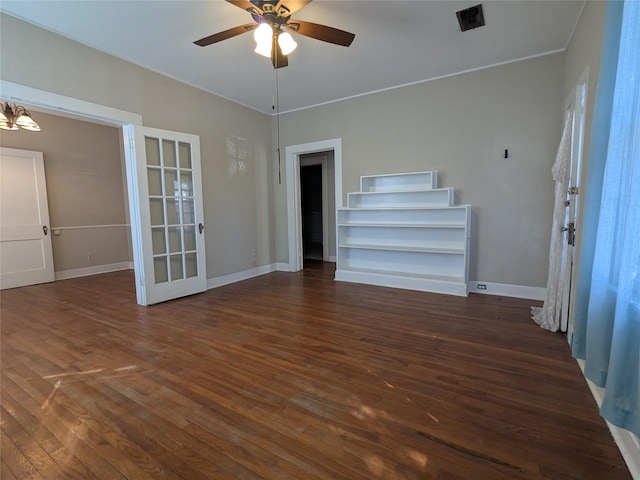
[0,112,130,272]
[275,53,565,287]
[1,13,275,279]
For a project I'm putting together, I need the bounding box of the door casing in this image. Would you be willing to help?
[285,138,342,272]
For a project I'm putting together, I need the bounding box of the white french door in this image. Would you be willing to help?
[128,126,207,305]
[0,148,55,290]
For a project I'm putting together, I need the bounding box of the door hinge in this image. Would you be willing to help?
[568,186,579,195]
[562,221,576,246]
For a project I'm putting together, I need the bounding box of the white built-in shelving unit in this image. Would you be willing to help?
[335,171,471,296]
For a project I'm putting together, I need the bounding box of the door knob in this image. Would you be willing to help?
[43,225,48,236]
[198,223,204,234]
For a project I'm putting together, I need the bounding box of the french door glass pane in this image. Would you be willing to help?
[179,142,192,169]
[168,227,182,253]
[164,170,179,196]
[154,257,168,283]
[185,252,198,278]
[182,199,195,224]
[152,228,166,255]
[170,254,184,280]
[146,137,160,166]
[148,168,162,196]
[180,172,193,197]
[149,198,164,225]
[184,226,196,251]
[165,199,181,225]
[163,140,177,168]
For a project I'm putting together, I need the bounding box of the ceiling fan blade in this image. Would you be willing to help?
[274,0,312,18]
[194,23,256,47]
[285,20,355,47]
[225,0,263,15]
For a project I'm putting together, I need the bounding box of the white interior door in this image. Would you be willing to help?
[562,77,587,334]
[0,147,54,289]
[127,126,207,305]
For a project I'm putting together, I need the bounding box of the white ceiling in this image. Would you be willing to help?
[1,0,585,115]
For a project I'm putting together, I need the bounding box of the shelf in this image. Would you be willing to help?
[347,188,454,208]
[336,171,470,296]
[339,244,465,254]
[338,206,470,227]
[360,171,438,193]
[337,222,466,229]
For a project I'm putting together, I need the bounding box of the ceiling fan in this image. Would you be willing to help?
[194,0,355,69]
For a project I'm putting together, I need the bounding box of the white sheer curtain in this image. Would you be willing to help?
[531,114,572,332]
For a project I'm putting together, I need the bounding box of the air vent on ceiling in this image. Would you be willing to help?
[456,4,485,32]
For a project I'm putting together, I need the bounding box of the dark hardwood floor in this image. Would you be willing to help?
[0,261,631,479]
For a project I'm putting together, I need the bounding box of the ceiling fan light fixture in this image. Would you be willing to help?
[254,41,272,58]
[254,22,273,57]
[278,31,297,55]
[193,0,356,69]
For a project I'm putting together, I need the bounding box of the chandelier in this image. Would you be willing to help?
[0,102,41,131]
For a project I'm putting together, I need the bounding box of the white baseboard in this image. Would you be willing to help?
[576,359,640,479]
[276,259,335,271]
[468,280,546,300]
[207,263,277,289]
[55,262,133,280]
[276,262,291,272]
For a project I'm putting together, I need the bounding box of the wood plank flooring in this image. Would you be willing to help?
[0,261,632,479]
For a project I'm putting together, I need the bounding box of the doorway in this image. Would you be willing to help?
[300,163,323,261]
[299,152,336,265]
[1,81,207,306]
[285,139,342,272]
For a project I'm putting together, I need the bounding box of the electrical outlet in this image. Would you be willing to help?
[87,252,93,261]
[477,283,487,290]
[251,248,257,257]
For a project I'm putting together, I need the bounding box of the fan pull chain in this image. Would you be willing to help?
[273,67,282,184]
